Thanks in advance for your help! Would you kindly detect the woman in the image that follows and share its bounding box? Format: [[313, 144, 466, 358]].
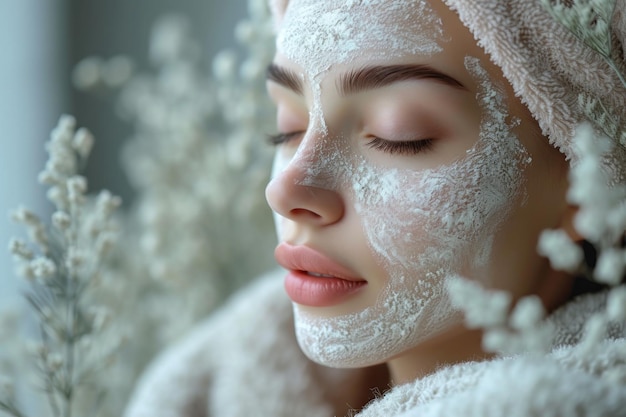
[[125, 0, 626, 416]]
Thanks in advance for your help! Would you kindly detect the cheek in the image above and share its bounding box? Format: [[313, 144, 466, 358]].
[[350, 128, 530, 282]]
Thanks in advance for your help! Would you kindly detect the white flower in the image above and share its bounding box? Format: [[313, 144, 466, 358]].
[[446, 276, 511, 328], [212, 50, 238, 81], [11, 206, 40, 226], [65, 247, 84, 271], [15, 263, 35, 281], [89, 308, 111, 332], [96, 190, 122, 217], [149, 15, 190, 64], [8, 238, 33, 261], [72, 56, 104, 90], [594, 248, 626, 285], [47, 185, 68, 209], [235, 20, 256, 44], [482, 328, 511, 353], [240, 58, 265, 82], [578, 313, 608, 354], [606, 286, 626, 321], [52, 210, 71, 231], [96, 233, 116, 257], [537, 229, 583, 272], [47, 353, 63, 372], [72, 127, 95, 159], [509, 295, 546, 331], [67, 175, 88, 203], [30, 257, 57, 279]]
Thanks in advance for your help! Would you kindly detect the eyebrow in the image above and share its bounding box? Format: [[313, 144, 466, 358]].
[[339, 64, 466, 96], [266, 63, 303, 95], [265, 63, 466, 96]]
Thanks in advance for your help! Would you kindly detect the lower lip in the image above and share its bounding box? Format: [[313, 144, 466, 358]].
[[284, 270, 367, 307]]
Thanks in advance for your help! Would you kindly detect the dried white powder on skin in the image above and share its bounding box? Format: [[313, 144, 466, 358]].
[[276, 0, 445, 134], [277, 57, 531, 368]]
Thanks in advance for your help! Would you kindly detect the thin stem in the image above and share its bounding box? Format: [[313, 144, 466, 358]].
[[607, 59, 626, 90], [0, 400, 29, 417]]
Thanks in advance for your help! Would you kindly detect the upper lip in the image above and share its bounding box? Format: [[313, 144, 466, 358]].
[[274, 243, 365, 282]]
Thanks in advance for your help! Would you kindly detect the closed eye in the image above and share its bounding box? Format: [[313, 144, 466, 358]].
[[267, 131, 305, 146], [366, 137, 434, 155]]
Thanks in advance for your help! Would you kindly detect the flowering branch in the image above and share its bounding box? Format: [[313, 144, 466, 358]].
[[541, 0, 626, 146], [541, 0, 625, 86], [2, 115, 121, 417]]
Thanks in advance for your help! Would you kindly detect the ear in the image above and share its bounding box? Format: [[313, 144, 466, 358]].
[[559, 203, 584, 243], [269, 0, 290, 31]]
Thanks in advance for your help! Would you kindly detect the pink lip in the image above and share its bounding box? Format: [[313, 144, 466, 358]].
[[275, 243, 367, 307]]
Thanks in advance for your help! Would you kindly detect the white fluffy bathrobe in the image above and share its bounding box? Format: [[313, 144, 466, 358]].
[[124, 270, 626, 417]]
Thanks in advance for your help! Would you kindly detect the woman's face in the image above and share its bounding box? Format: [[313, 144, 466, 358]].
[[265, 0, 570, 369]]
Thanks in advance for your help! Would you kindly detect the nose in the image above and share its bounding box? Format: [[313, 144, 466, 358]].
[[265, 159, 345, 227]]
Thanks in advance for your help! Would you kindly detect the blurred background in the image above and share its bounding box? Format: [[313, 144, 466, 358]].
[[0, 0, 248, 311]]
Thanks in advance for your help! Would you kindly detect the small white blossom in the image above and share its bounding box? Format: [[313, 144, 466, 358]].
[[446, 276, 512, 328], [72, 127, 95, 159], [30, 257, 57, 279], [8, 238, 34, 260], [12, 207, 49, 252], [574, 209, 607, 242], [248, 0, 269, 19], [96, 233, 116, 257], [38, 169, 59, 185], [15, 263, 35, 281], [578, 313, 608, 354], [47, 353, 63, 372], [26, 341, 48, 357], [53, 114, 77, 142], [89, 308, 111, 332], [537, 229, 584, 272], [96, 190, 122, 217], [212, 50, 238, 81], [11, 206, 40, 226], [235, 20, 256, 43], [606, 286, 626, 321], [72, 56, 104, 90], [52, 210, 72, 231], [149, 15, 190, 64], [240, 58, 265, 82], [65, 247, 84, 271], [47, 185, 68, 209], [482, 328, 511, 353], [67, 175, 88, 203], [594, 248, 626, 285], [509, 296, 546, 331]]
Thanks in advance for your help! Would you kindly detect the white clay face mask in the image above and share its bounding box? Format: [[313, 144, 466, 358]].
[[272, 56, 531, 368], [276, 0, 446, 134]]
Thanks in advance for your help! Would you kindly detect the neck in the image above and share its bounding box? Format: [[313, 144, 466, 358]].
[[386, 325, 491, 385]]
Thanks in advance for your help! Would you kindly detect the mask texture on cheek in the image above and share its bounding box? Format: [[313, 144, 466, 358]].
[[293, 57, 531, 369]]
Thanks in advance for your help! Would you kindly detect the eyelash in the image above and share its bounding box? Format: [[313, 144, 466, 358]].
[[267, 131, 434, 156], [267, 131, 304, 146], [366, 137, 434, 155]]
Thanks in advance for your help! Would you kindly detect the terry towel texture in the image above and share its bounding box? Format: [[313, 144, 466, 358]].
[[442, 0, 626, 178]]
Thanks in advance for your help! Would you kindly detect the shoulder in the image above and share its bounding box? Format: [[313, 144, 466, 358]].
[[358, 291, 626, 417], [358, 338, 626, 417], [124, 269, 343, 417], [123, 270, 293, 417]]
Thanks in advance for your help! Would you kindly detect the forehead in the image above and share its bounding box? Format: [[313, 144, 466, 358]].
[[276, 0, 447, 75]]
